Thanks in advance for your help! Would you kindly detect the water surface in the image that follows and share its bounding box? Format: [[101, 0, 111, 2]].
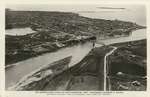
[[6, 27, 36, 36], [5, 42, 94, 88], [98, 29, 146, 45]]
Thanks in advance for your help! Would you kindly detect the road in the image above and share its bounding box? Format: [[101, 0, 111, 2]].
[[95, 42, 117, 90], [103, 46, 117, 91]]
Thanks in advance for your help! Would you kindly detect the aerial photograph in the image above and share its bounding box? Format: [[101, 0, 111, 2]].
[[5, 4, 146, 91]]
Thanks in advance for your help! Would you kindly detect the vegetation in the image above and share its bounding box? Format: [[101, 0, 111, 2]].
[[108, 39, 146, 91], [5, 10, 145, 65]]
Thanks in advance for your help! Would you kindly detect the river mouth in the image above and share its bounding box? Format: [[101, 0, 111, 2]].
[[5, 28, 146, 89]]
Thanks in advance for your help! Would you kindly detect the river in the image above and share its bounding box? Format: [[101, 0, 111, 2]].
[[5, 42, 94, 88], [5, 28, 146, 89], [99, 29, 146, 45]]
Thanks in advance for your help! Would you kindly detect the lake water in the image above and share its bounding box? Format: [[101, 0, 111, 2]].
[[6, 27, 36, 36]]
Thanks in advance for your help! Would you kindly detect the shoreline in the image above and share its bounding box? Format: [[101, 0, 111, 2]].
[[5, 28, 145, 68], [5, 36, 95, 68]]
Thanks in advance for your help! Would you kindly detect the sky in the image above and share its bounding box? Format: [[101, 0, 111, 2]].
[[6, 4, 145, 12]]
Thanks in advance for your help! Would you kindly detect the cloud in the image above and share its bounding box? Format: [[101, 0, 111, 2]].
[[97, 7, 126, 10]]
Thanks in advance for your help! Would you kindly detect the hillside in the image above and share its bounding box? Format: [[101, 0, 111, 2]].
[[108, 39, 146, 90]]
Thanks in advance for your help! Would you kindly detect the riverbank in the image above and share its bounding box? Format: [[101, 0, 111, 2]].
[[9, 45, 112, 90], [9, 56, 72, 90], [8, 39, 146, 91], [6, 34, 95, 67], [5, 42, 93, 88]]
